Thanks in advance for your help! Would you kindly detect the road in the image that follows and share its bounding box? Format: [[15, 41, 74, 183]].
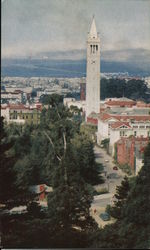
[[91, 145, 126, 227], [94, 145, 125, 194]]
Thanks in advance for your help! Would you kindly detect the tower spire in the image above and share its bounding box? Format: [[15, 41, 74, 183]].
[[89, 16, 97, 38], [86, 16, 100, 118]]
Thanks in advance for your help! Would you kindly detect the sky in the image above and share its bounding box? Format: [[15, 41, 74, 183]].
[[2, 0, 150, 60]]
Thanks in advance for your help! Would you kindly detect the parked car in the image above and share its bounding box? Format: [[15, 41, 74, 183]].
[[99, 212, 110, 221], [113, 166, 118, 170], [105, 159, 109, 162]]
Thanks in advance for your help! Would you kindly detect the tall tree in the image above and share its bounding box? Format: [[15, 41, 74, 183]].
[[0, 117, 17, 207], [109, 176, 130, 220], [47, 145, 98, 247]]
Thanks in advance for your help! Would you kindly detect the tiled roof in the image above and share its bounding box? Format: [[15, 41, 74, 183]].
[[8, 104, 27, 110], [29, 184, 53, 194], [100, 113, 113, 121], [110, 122, 131, 129], [115, 115, 150, 122], [136, 101, 150, 107], [100, 112, 150, 122], [105, 99, 136, 107]]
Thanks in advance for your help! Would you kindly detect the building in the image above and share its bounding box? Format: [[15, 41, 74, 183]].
[[1, 104, 42, 125], [80, 78, 86, 101], [116, 136, 149, 175], [63, 98, 86, 113], [1, 91, 23, 104], [97, 108, 150, 155], [29, 184, 53, 202], [105, 98, 136, 108], [86, 16, 100, 118], [86, 112, 98, 126]]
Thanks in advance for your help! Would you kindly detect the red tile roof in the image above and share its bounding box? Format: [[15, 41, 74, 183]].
[[100, 112, 150, 122], [8, 104, 27, 110], [136, 101, 150, 108], [105, 100, 136, 107], [110, 122, 131, 129], [115, 115, 150, 122], [100, 113, 113, 121]]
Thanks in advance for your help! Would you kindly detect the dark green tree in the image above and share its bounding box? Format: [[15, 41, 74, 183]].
[[47, 144, 98, 247], [72, 133, 103, 185], [109, 176, 130, 220], [40, 93, 63, 106], [0, 117, 18, 207], [100, 78, 148, 101]]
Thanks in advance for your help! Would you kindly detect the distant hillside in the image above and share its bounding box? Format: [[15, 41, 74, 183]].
[[1, 56, 150, 78]]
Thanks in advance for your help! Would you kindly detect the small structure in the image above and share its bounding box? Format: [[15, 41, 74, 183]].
[[29, 184, 53, 202]]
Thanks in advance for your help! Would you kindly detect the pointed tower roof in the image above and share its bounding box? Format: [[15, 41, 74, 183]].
[[89, 16, 97, 38]]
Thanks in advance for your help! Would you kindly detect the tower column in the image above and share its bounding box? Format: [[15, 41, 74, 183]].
[[86, 17, 100, 119]]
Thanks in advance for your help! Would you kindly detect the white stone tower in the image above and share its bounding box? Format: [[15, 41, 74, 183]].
[[86, 16, 100, 118]]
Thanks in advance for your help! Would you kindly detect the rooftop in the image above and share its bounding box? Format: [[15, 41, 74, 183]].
[[110, 122, 131, 129]]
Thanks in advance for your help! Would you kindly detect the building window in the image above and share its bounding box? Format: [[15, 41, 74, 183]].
[[133, 126, 138, 128], [120, 131, 125, 137], [134, 131, 137, 136], [96, 45, 98, 51], [90, 45, 92, 53], [139, 126, 145, 129], [93, 45, 95, 53]]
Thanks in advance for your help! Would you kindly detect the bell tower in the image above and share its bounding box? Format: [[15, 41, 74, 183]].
[[86, 16, 100, 118]]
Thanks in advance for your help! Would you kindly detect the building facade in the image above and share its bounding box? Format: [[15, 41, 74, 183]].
[[116, 136, 149, 175], [97, 110, 150, 155], [1, 104, 42, 125]]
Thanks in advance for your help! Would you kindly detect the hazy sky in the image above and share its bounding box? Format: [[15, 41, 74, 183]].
[[2, 0, 150, 58]]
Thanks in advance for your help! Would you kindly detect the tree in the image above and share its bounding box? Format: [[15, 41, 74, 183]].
[[108, 176, 130, 220], [47, 144, 98, 247], [0, 117, 18, 207], [1, 97, 102, 248], [40, 93, 63, 106], [72, 133, 103, 185], [100, 78, 148, 101]]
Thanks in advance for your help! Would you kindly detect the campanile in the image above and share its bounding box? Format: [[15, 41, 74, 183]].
[[86, 16, 100, 118]]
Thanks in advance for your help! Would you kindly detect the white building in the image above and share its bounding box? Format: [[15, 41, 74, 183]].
[[145, 77, 150, 88], [86, 17, 100, 118], [1, 91, 22, 103], [63, 98, 86, 112], [1, 106, 10, 122], [97, 111, 150, 155]]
